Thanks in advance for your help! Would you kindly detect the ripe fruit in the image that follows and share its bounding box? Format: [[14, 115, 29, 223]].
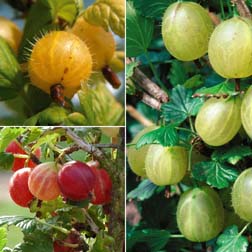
[[71, 18, 115, 71], [161, 2, 214, 61], [28, 162, 61, 201], [28, 31, 93, 98], [241, 86, 252, 139], [9, 167, 34, 207], [58, 161, 96, 201], [177, 186, 224, 242], [0, 16, 22, 53], [127, 126, 158, 177], [208, 17, 252, 78], [5, 140, 41, 172], [195, 97, 241, 146], [91, 168, 112, 205], [232, 168, 252, 222], [53, 242, 72, 252], [145, 145, 188, 186]]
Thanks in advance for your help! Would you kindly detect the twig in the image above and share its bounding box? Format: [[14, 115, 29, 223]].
[[82, 209, 99, 234], [142, 92, 162, 110], [127, 58, 169, 103], [231, 0, 252, 18], [126, 105, 154, 126]]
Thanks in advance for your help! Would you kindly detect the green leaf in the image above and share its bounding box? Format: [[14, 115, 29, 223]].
[[137, 51, 171, 65], [192, 161, 239, 189], [195, 81, 238, 96], [212, 146, 252, 165], [168, 60, 188, 87], [136, 125, 179, 148], [0, 227, 7, 251], [0, 128, 26, 152], [161, 85, 204, 124], [19, 0, 79, 62], [0, 153, 14, 170], [127, 180, 160, 201], [132, 0, 174, 18], [78, 83, 124, 126], [0, 216, 36, 234], [216, 225, 248, 252], [127, 229, 170, 251], [0, 38, 25, 98], [126, 62, 138, 79], [126, 2, 154, 57], [12, 230, 53, 252], [184, 74, 203, 89]]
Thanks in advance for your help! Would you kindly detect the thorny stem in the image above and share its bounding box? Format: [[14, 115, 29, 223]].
[[82, 209, 99, 234], [36, 218, 70, 234]]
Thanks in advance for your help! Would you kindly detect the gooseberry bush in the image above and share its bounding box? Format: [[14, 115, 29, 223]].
[[126, 0, 252, 251], [0, 0, 125, 126], [0, 127, 125, 252]]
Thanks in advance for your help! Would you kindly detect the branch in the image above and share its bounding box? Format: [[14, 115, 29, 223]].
[[142, 92, 162, 110], [126, 105, 154, 126], [127, 58, 169, 103], [231, 0, 251, 18]]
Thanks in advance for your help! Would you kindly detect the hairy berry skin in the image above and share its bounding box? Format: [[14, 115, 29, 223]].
[[9, 167, 34, 207], [28, 31, 93, 98], [91, 168, 112, 205], [72, 18, 115, 71], [28, 162, 61, 201], [5, 140, 41, 172], [58, 161, 96, 201], [177, 186, 224, 242], [162, 2, 214, 61]]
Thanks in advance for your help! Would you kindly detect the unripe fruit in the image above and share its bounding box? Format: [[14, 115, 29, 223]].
[[0, 16, 22, 53], [91, 168, 112, 205], [58, 161, 96, 201], [28, 162, 61, 201], [162, 2, 214, 61], [208, 17, 252, 78], [195, 97, 241, 146], [145, 145, 188, 186], [28, 31, 93, 98], [241, 86, 252, 139], [101, 127, 120, 138], [5, 140, 41, 172], [72, 18, 115, 71], [232, 168, 252, 222], [127, 126, 158, 177], [9, 167, 34, 207], [177, 186, 224, 242]]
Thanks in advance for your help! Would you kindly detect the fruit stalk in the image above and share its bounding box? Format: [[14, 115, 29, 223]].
[[231, 0, 251, 18]]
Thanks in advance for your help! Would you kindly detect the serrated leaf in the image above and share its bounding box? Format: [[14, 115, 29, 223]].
[[195, 81, 237, 96], [192, 161, 239, 189], [0, 227, 7, 251], [84, 0, 125, 37], [212, 146, 252, 165], [127, 229, 170, 251], [78, 82, 124, 126], [32, 132, 61, 151], [0, 153, 14, 170], [216, 225, 248, 252], [126, 62, 138, 79], [21, 128, 43, 147], [126, 2, 154, 57], [161, 85, 204, 124], [0, 38, 25, 100], [0, 216, 36, 234], [19, 0, 79, 62], [127, 179, 160, 201], [0, 128, 26, 152], [132, 0, 174, 18], [136, 125, 179, 148], [168, 60, 188, 87], [184, 74, 203, 89]]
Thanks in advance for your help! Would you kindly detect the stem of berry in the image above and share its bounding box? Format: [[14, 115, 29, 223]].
[[102, 65, 121, 89], [235, 78, 241, 92]]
